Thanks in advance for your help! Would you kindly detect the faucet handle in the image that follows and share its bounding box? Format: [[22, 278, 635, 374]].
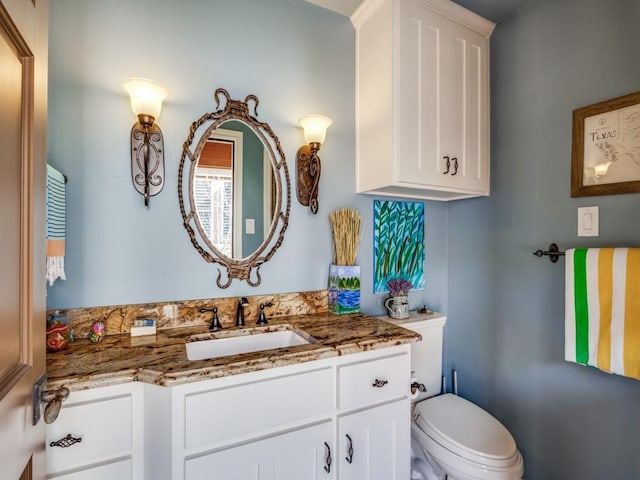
[[256, 302, 273, 326], [209, 307, 222, 331], [199, 306, 223, 331]]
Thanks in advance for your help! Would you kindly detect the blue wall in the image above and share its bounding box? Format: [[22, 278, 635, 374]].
[[50, 0, 640, 478], [46, 0, 448, 315], [447, 0, 640, 478]]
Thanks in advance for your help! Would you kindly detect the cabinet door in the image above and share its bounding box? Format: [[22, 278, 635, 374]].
[[397, 0, 489, 194], [185, 422, 334, 480], [338, 400, 410, 480], [442, 19, 489, 193]]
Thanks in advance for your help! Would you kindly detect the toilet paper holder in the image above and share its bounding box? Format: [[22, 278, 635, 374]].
[[411, 381, 426, 395]]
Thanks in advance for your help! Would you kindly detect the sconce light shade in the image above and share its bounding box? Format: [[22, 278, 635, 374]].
[[296, 114, 332, 214], [123, 77, 168, 207], [122, 77, 168, 120], [298, 114, 332, 145]]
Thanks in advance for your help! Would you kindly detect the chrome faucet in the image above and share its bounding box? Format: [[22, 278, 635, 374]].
[[235, 297, 249, 327]]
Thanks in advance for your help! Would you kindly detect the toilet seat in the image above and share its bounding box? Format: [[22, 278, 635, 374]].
[[413, 394, 523, 479]]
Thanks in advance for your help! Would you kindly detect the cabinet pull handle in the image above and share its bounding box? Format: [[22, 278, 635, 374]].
[[451, 157, 459, 176], [372, 378, 388, 388], [345, 434, 354, 464], [324, 442, 332, 473], [50, 434, 82, 448], [442, 156, 450, 174]]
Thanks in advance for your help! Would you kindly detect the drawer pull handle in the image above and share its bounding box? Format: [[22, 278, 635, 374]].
[[50, 434, 82, 448], [451, 157, 459, 176], [324, 442, 332, 473], [372, 378, 389, 388], [345, 434, 354, 464]]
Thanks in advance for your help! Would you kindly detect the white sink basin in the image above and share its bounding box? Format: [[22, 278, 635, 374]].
[[185, 327, 314, 361]]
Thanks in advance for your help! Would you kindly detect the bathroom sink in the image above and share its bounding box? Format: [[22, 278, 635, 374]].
[[185, 326, 314, 361]]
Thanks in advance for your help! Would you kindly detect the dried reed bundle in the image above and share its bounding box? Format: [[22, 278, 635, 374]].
[[329, 208, 362, 266]]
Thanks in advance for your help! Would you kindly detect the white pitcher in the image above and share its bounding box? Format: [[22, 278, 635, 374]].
[[384, 295, 410, 319]]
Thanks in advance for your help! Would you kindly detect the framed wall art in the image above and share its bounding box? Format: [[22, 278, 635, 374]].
[[373, 200, 425, 294], [571, 91, 640, 197]]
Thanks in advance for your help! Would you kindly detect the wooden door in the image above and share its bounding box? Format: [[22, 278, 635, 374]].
[[0, 0, 48, 479]]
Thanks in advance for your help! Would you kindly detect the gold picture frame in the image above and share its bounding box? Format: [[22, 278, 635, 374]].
[[571, 91, 640, 197]]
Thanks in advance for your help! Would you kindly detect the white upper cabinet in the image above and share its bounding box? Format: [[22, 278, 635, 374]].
[[352, 0, 495, 201]]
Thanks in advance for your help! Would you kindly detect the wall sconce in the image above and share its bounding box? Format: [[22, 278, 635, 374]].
[[296, 114, 332, 214], [122, 78, 168, 207]]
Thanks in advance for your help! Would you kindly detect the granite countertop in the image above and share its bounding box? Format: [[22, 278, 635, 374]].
[[47, 313, 421, 391]]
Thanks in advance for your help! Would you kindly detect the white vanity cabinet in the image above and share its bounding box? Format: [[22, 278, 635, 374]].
[[159, 366, 336, 480], [45, 382, 144, 479], [353, 0, 495, 201], [47, 344, 412, 480], [152, 345, 411, 480], [336, 353, 411, 480]]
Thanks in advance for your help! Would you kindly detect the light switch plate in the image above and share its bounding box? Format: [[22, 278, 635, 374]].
[[245, 218, 255, 235], [578, 206, 599, 237]]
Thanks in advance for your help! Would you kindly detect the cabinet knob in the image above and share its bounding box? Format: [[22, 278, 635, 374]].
[[451, 157, 459, 175], [442, 156, 451, 174], [323, 441, 332, 473], [50, 433, 82, 448], [345, 434, 354, 464], [372, 378, 389, 388]]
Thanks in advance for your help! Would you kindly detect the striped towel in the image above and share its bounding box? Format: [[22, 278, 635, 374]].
[[565, 248, 640, 380], [46, 164, 66, 286]]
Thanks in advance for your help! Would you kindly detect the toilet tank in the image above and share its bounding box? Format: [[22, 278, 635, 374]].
[[382, 312, 446, 401]]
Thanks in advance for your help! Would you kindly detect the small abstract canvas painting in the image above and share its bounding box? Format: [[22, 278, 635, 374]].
[[373, 200, 425, 294]]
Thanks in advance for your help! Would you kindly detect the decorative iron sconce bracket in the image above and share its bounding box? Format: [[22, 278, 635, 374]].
[[130, 114, 164, 206], [296, 141, 321, 214]]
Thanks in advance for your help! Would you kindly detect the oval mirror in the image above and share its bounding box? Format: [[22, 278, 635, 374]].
[[179, 88, 290, 288]]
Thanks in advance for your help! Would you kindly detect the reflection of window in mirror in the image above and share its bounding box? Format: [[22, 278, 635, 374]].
[[195, 166, 233, 256], [195, 128, 244, 257]]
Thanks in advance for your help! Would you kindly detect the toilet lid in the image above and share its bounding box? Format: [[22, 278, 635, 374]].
[[414, 394, 519, 466]]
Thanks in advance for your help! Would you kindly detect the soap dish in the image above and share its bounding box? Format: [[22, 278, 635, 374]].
[[131, 318, 156, 337]]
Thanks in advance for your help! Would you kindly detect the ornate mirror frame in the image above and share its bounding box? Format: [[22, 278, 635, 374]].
[[178, 88, 291, 288]]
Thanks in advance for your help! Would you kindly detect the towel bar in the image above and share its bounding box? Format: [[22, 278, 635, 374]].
[[533, 243, 565, 263]]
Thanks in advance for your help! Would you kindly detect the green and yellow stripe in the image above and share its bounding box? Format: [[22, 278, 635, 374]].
[[566, 248, 640, 381]]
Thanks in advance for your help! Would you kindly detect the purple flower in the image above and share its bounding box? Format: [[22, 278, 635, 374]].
[[387, 278, 413, 296]]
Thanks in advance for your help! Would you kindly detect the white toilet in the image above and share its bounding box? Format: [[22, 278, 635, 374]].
[[388, 313, 524, 480]]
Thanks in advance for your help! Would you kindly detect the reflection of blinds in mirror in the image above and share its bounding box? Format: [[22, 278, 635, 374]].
[[200, 141, 233, 168], [194, 167, 233, 257]]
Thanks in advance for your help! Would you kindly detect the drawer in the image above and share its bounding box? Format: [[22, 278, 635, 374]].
[[46, 457, 132, 480], [184, 367, 332, 451], [46, 393, 133, 475], [337, 353, 410, 411]]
